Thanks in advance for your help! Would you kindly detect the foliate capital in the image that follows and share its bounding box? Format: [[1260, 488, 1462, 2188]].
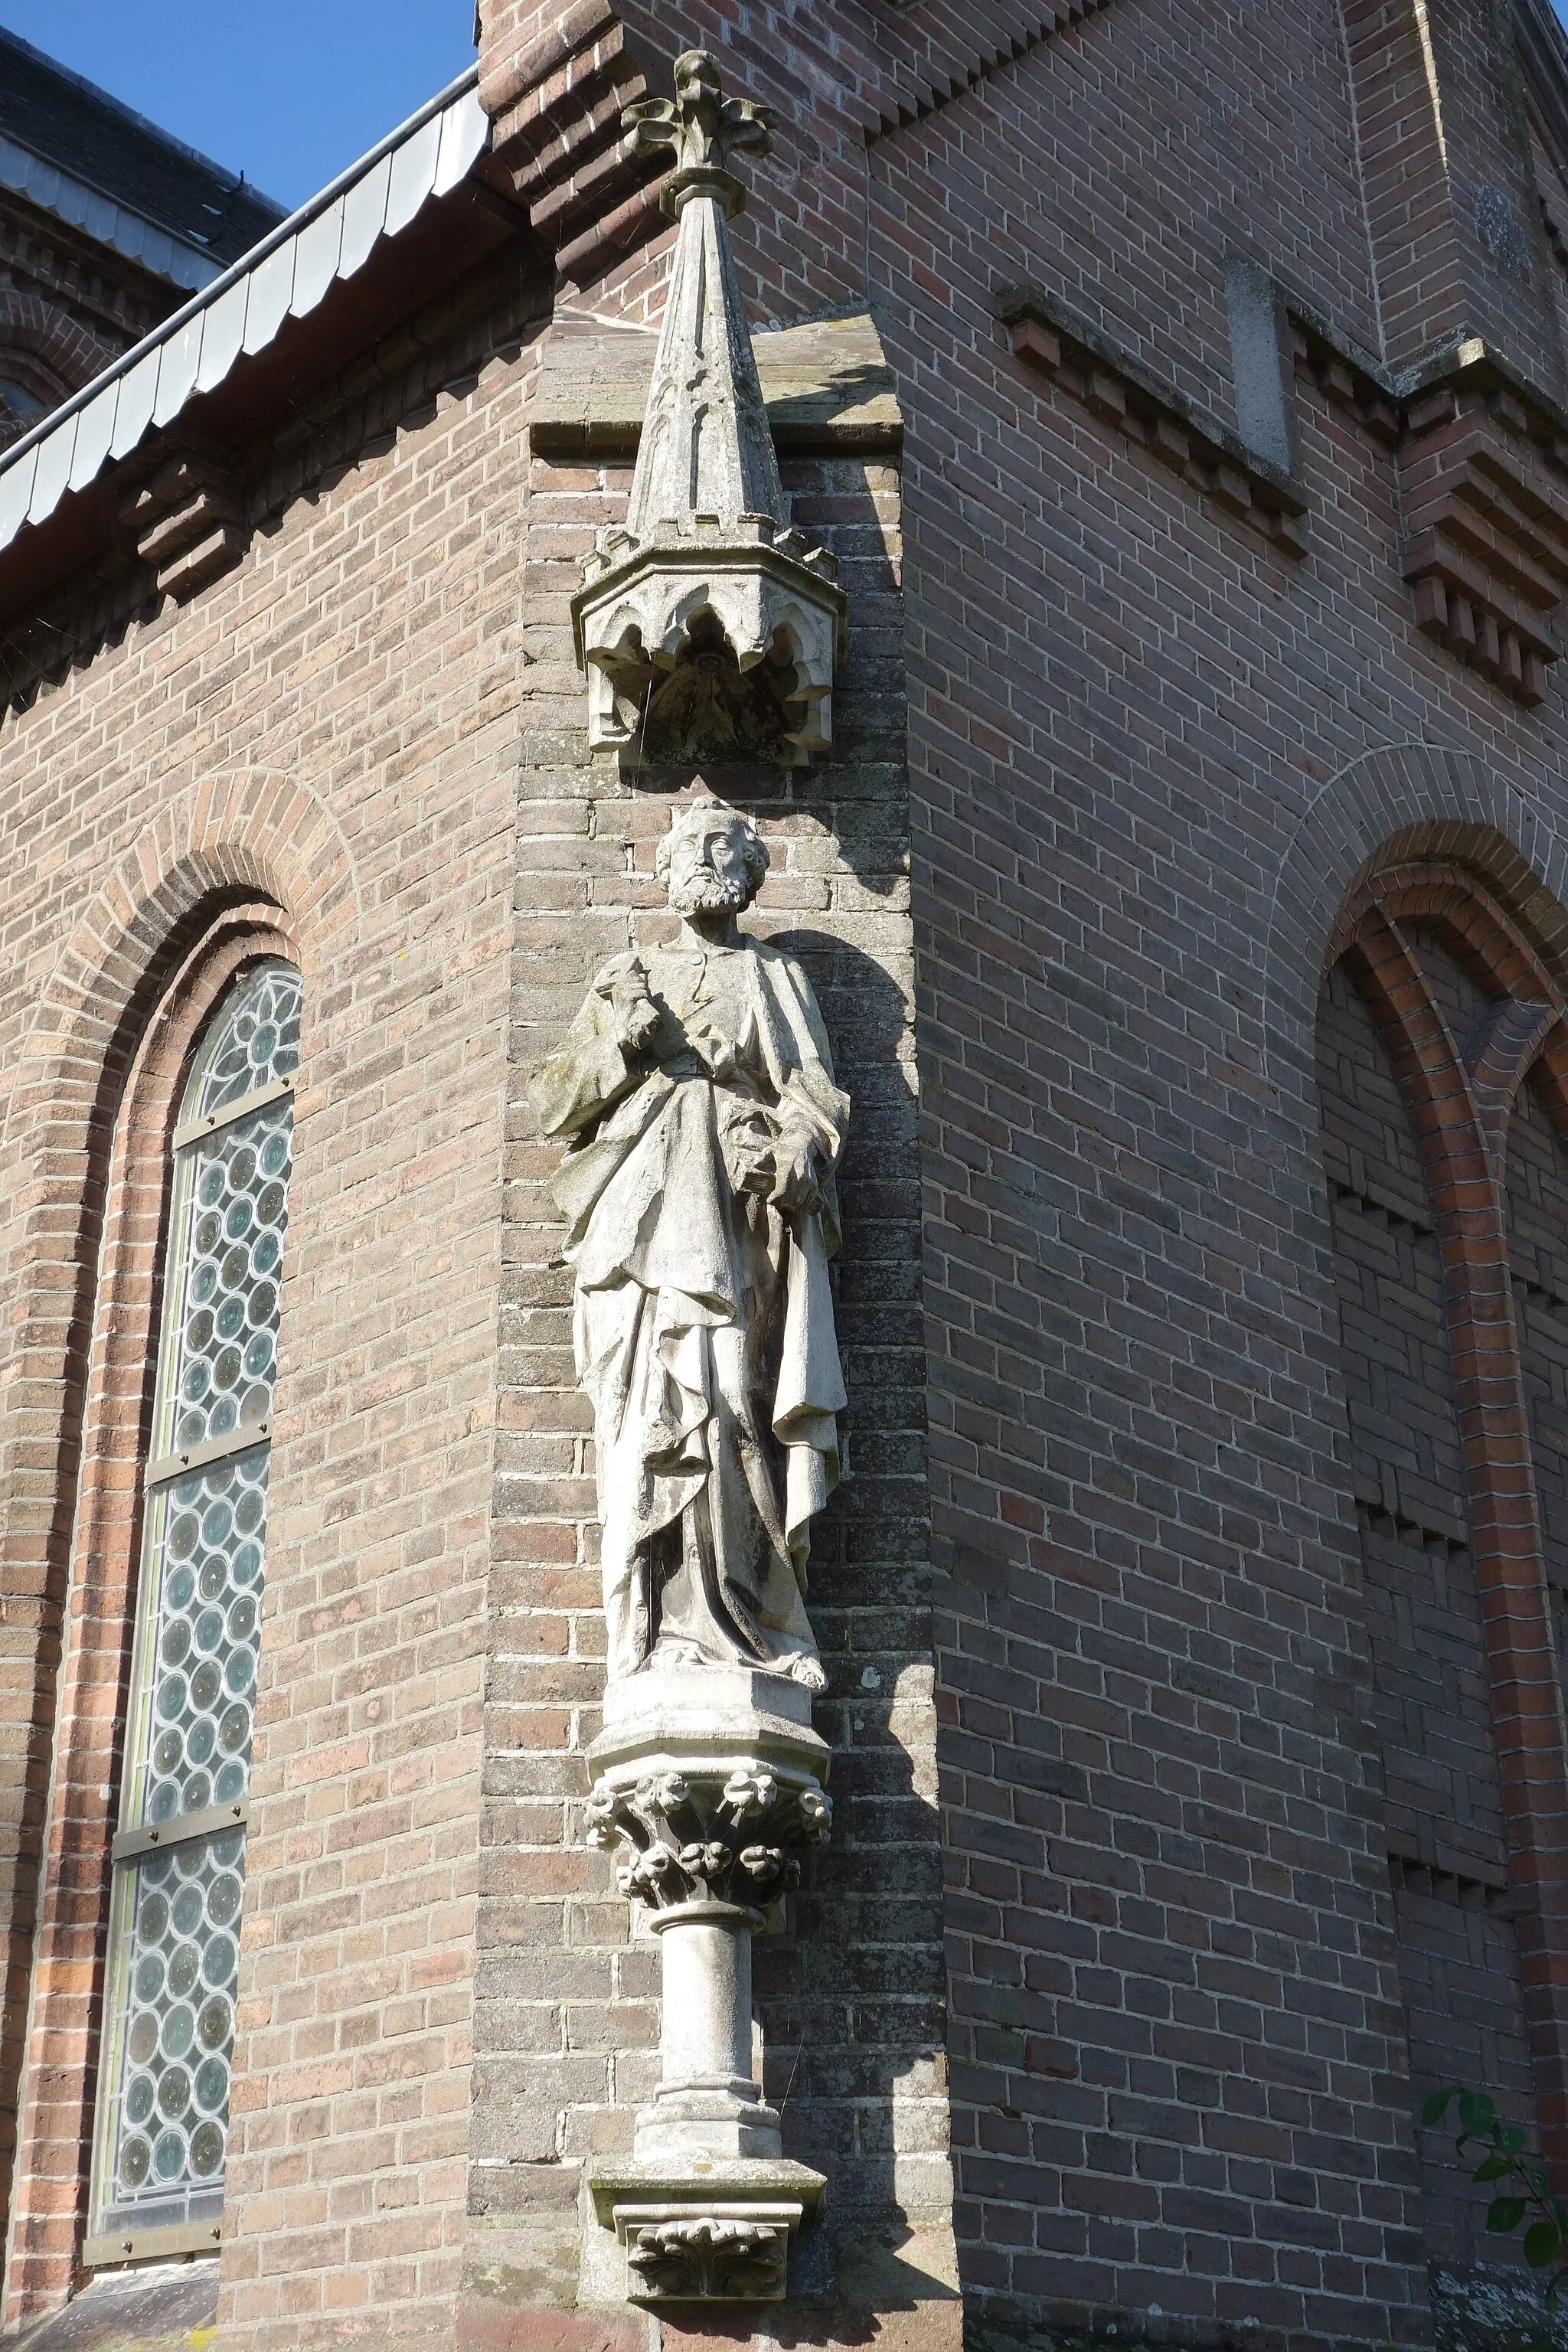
[[586, 1754, 831, 1916]]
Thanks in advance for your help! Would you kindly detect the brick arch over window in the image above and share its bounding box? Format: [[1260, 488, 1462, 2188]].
[[0, 295, 115, 439], [0, 776, 356, 2314], [1266, 743, 1568, 1104], [0, 771, 359, 1161], [1317, 854, 1568, 2262]]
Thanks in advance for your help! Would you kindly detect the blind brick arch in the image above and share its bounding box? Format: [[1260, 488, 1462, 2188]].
[[1317, 852, 1568, 2263], [1318, 950, 1535, 2267]]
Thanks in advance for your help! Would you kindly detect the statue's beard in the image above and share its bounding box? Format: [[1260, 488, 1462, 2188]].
[[670, 872, 750, 916]]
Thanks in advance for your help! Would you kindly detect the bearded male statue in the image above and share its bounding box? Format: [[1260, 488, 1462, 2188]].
[[531, 804, 849, 1690]]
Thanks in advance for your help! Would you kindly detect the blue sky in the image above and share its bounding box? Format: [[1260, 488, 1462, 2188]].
[[5, 2, 1568, 220], [0, 1, 477, 214]]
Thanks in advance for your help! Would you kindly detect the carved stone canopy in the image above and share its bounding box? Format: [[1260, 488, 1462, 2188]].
[[571, 51, 846, 771]]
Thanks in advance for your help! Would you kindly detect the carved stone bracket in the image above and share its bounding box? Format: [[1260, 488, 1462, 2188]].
[[576, 522, 844, 769], [580, 1668, 830, 2301], [627, 2215, 789, 2302], [586, 2162, 826, 2307], [587, 1753, 831, 1916]]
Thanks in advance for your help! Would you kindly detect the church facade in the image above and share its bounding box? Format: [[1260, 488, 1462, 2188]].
[[4, 5, 1568, 2350]]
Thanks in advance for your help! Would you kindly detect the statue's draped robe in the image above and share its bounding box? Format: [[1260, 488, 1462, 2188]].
[[532, 937, 848, 1684]]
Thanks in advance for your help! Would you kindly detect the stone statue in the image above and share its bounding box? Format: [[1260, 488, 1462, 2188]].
[[558, 57, 844, 2301], [531, 802, 848, 1690]]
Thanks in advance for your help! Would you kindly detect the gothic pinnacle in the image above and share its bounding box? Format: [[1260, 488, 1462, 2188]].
[[622, 47, 775, 220]]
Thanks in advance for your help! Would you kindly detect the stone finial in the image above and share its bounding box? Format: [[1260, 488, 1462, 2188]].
[[623, 47, 775, 218], [570, 49, 845, 773]]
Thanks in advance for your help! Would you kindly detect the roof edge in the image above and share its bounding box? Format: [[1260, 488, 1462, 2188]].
[[0, 131, 227, 289], [0, 60, 482, 486], [0, 24, 288, 215]]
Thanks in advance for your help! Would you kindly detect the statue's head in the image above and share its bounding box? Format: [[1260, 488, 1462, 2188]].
[[657, 801, 770, 918]]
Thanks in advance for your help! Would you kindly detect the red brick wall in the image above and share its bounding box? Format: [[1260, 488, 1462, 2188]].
[[1341, 0, 1563, 385], [1508, 1076, 1568, 1615], [868, 2, 1568, 2342], [0, 276, 531, 2341], [11, 1, 1568, 2347]]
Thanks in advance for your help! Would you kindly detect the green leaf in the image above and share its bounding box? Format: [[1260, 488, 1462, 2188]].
[[1461, 2092, 1499, 2138], [1487, 2197, 1527, 2233], [1423, 2086, 1463, 2128], [1498, 2127, 1528, 2158], [1547, 2275, 1564, 2314], [1524, 2220, 1563, 2269], [1473, 2156, 1514, 2181]]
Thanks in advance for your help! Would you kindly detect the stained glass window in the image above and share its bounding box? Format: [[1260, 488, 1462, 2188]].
[[90, 959, 300, 2258]]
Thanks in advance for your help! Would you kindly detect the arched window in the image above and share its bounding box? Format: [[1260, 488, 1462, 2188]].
[[1316, 864, 1568, 2268], [0, 376, 47, 444], [87, 958, 301, 2261]]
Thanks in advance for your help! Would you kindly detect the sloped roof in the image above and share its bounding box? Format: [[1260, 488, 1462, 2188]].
[[0, 67, 489, 556], [0, 26, 285, 282]]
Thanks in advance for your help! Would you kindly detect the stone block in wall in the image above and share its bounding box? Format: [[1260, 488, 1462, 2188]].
[[528, 313, 902, 460]]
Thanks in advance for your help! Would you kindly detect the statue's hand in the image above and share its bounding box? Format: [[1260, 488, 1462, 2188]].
[[617, 998, 662, 1055], [687, 1017, 738, 1083], [769, 1129, 824, 1217], [607, 962, 662, 1055]]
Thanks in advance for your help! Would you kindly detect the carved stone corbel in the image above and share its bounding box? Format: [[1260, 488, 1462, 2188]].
[[581, 1667, 831, 2302]]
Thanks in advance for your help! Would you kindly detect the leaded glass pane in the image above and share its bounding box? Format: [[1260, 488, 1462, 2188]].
[[191, 960, 300, 1120], [154, 1099, 292, 1459], [101, 1828, 245, 2233], [127, 1453, 269, 1831], [93, 958, 299, 2249]]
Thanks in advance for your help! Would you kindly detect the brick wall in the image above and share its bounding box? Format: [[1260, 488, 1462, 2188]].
[[0, 275, 536, 2343], [1509, 1075, 1568, 1687], [870, 2, 1568, 2342], [1340, 0, 1563, 386], [1317, 946, 1536, 2272]]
